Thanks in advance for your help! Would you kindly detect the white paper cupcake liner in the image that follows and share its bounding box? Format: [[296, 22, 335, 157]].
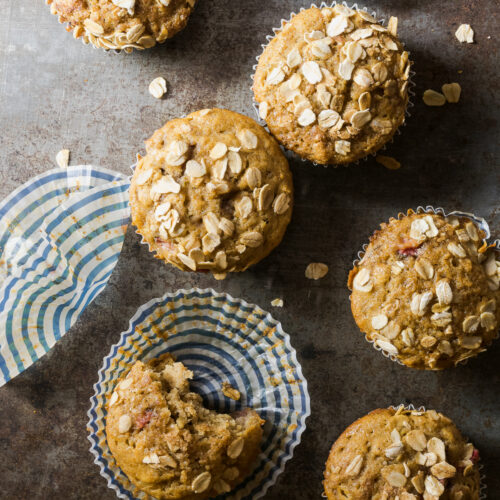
[[250, 1, 416, 167], [389, 404, 487, 499], [0, 165, 130, 386], [87, 288, 310, 500], [351, 206, 499, 368]]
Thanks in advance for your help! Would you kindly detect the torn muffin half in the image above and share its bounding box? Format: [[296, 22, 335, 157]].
[[106, 353, 264, 499]]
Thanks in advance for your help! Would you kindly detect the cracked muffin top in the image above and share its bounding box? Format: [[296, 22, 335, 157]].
[[348, 211, 500, 370], [253, 4, 410, 165], [324, 407, 481, 500], [47, 0, 196, 51], [129, 108, 293, 279], [106, 353, 264, 499]]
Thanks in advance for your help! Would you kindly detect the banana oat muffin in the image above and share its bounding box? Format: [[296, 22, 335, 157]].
[[253, 5, 410, 165], [106, 354, 264, 499], [348, 211, 500, 370], [47, 0, 196, 51], [129, 108, 293, 278], [324, 407, 481, 499]]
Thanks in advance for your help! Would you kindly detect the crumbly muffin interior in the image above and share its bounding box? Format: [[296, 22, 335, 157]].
[[253, 4, 410, 164], [106, 354, 264, 500], [349, 212, 500, 369], [324, 407, 480, 500]]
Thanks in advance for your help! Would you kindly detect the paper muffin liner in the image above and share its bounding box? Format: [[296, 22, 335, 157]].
[[250, 1, 416, 168], [351, 206, 499, 368], [388, 403, 487, 499], [87, 288, 310, 500], [0, 165, 130, 386]]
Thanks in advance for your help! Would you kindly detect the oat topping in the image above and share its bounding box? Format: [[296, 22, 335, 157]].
[[455, 24, 474, 43], [109, 390, 119, 406], [324, 408, 481, 499], [349, 212, 500, 369], [253, 5, 410, 164], [118, 414, 132, 433], [149, 77, 167, 99], [56, 149, 70, 168], [345, 454, 363, 476], [48, 0, 197, 51], [112, 0, 135, 15], [130, 109, 293, 277], [192, 471, 211, 493]]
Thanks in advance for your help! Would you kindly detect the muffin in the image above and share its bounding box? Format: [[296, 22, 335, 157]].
[[47, 0, 197, 51], [348, 211, 500, 370], [129, 108, 293, 278], [323, 407, 481, 499], [253, 4, 411, 165], [106, 353, 264, 499]]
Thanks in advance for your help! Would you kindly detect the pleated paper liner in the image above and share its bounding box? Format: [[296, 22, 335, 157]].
[[88, 288, 310, 500], [250, 1, 416, 167], [0, 165, 130, 386], [351, 206, 499, 368]]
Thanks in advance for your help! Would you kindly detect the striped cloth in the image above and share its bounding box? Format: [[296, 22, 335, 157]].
[[0, 165, 130, 386]]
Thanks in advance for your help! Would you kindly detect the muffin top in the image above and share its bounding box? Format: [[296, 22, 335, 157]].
[[106, 354, 264, 500], [129, 108, 293, 278], [47, 0, 196, 51], [324, 407, 480, 500], [348, 211, 500, 370], [253, 5, 410, 165]]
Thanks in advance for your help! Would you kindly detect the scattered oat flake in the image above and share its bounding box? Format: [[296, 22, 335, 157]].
[[271, 298, 284, 307], [222, 382, 240, 401], [442, 82, 461, 103], [56, 149, 70, 168], [423, 89, 446, 106], [455, 24, 474, 43], [305, 262, 329, 280], [149, 77, 167, 99], [376, 155, 400, 170]]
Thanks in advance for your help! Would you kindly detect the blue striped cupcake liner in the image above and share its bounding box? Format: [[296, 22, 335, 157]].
[[87, 288, 310, 500], [0, 165, 130, 386], [250, 1, 416, 168], [351, 206, 499, 367]]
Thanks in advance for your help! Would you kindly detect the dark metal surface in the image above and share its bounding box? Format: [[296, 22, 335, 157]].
[[0, 1, 499, 498]]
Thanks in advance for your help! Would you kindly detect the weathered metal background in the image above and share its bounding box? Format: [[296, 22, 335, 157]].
[[0, 0, 498, 498]]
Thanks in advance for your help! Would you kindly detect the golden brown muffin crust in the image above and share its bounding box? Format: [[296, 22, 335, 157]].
[[47, 0, 196, 51], [348, 212, 500, 370], [324, 407, 481, 500], [253, 5, 410, 165], [106, 354, 264, 499], [129, 108, 293, 277]]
